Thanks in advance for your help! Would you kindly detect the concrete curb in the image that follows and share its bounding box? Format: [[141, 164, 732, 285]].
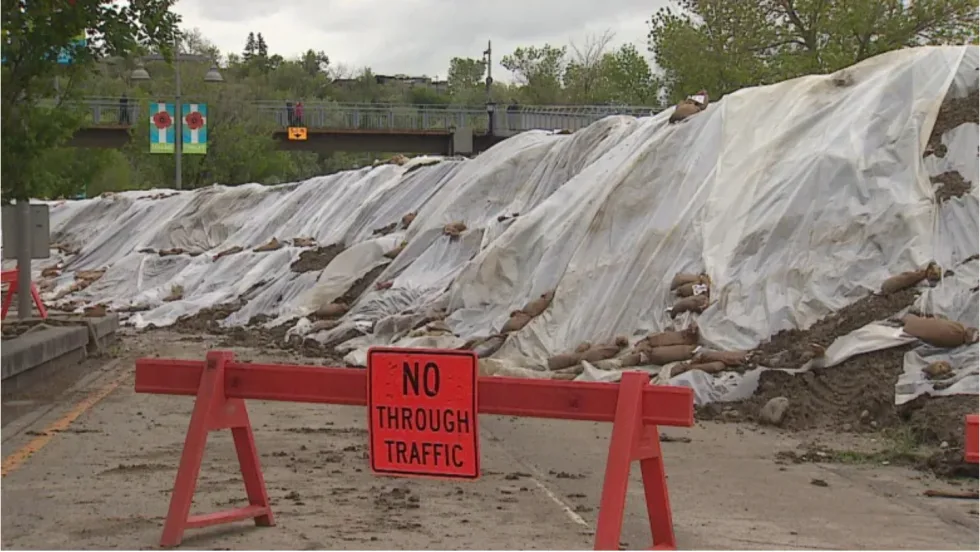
[[1, 314, 119, 391]]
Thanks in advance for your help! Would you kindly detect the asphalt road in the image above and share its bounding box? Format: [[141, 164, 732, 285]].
[[2, 331, 977, 550]]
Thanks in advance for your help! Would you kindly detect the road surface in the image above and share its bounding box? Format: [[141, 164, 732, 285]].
[[2, 331, 977, 550]]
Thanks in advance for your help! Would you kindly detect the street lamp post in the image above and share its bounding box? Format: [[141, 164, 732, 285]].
[[130, 46, 223, 190]]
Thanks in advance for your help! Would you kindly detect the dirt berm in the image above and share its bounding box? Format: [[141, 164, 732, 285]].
[[702, 92, 979, 475]]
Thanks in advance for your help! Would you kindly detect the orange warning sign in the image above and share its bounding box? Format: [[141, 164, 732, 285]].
[[287, 126, 307, 140], [367, 347, 479, 479]]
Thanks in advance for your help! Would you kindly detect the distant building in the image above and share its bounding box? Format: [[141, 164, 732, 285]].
[[333, 74, 449, 95]]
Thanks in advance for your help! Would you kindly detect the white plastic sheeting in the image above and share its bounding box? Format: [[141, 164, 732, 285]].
[[15, 46, 978, 406]]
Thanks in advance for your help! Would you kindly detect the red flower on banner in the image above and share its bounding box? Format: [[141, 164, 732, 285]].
[[184, 111, 204, 131], [153, 111, 173, 130]]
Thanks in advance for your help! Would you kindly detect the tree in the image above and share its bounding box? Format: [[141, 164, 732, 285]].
[[446, 56, 486, 100], [243, 32, 257, 61], [300, 49, 330, 76], [648, 0, 979, 103], [563, 31, 615, 104], [602, 43, 660, 106], [256, 33, 269, 58], [500, 44, 567, 104], [1, 0, 181, 201]]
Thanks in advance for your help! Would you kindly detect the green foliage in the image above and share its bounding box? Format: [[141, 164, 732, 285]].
[[501, 44, 567, 104], [1, 0, 181, 200], [648, 0, 980, 103], [9, 6, 975, 200]]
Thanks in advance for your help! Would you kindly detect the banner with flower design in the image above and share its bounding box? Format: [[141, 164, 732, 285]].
[[149, 103, 176, 154], [182, 103, 208, 155]]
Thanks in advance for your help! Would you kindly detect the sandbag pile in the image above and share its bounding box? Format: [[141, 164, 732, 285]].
[[668, 272, 711, 318], [547, 336, 629, 370]]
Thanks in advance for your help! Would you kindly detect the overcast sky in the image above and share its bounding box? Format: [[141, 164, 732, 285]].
[[174, 0, 670, 80]]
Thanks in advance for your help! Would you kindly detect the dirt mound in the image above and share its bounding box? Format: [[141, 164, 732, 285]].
[[932, 171, 972, 203], [290, 244, 345, 273], [750, 286, 919, 368], [336, 263, 390, 306], [171, 301, 244, 334], [710, 84, 978, 475], [926, 90, 979, 156], [713, 345, 915, 430]]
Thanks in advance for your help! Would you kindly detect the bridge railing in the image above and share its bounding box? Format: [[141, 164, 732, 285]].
[[254, 101, 656, 134], [38, 96, 140, 127], [44, 97, 658, 133], [253, 102, 492, 132]]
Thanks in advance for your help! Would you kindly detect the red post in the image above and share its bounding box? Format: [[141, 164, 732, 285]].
[[159, 350, 274, 547], [594, 372, 677, 551], [966, 414, 979, 464]]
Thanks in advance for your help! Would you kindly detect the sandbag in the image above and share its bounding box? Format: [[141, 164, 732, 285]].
[[688, 361, 726, 374], [669, 295, 709, 318], [574, 341, 592, 353], [902, 315, 978, 348], [619, 352, 646, 367], [315, 302, 348, 319], [670, 272, 702, 290], [521, 290, 555, 318], [500, 310, 533, 333], [254, 238, 283, 252], [214, 245, 243, 260], [401, 212, 417, 228], [547, 352, 582, 370], [292, 237, 316, 247], [644, 324, 699, 348], [644, 344, 697, 365], [880, 269, 926, 295], [443, 221, 467, 239], [922, 361, 954, 380], [580, 344, 622, 363], [669, 102, 700, 124], [692, 349, 748, 367]]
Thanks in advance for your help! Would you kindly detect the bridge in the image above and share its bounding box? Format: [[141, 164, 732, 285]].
[[62, 97, 653, 154]]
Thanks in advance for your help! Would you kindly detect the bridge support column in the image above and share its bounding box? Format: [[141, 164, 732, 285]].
[[452, 129, 473, 156]]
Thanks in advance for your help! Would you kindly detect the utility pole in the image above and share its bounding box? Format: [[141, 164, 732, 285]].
[[484, 40, 495, 136], [174, 34, 183, 190]]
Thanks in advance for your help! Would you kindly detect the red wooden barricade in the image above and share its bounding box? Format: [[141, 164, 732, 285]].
[[1, 269, 48, 320], [966, 414, 979, 464], [135, 350, 695, 550]]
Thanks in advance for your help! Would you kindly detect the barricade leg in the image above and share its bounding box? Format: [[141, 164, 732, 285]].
[[29, 282, 47, 319], [160, 351, 274, 547], [1, 279, 16, 320], [594, 372, 678, 551]]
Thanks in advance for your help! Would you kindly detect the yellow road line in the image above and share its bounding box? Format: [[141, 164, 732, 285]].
[[1, 373, 126, 477]]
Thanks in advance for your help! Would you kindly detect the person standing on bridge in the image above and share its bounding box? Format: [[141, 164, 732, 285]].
[[285, 100, 294, 127], [294, 100, 304, 126], [119, 94, 130, 125]]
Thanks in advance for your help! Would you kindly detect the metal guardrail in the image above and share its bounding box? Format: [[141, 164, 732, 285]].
[[45, 97, 656, 133], [38, 97, 140, 126]]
